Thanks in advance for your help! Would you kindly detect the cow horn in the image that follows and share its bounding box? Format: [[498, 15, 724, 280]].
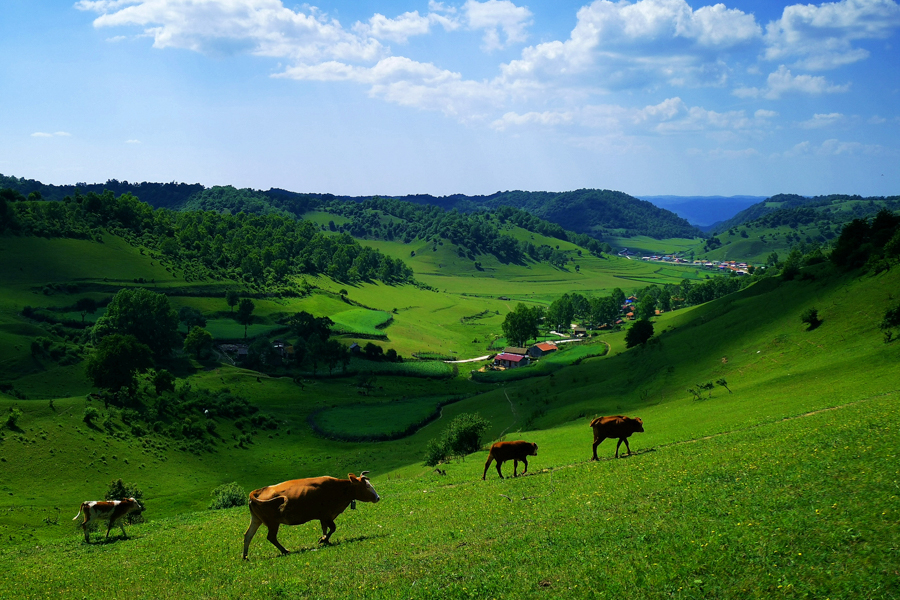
[[360, 470, 370, 477]]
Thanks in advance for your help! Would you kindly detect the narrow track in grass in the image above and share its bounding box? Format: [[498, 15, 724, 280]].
[[401, 389, 899, 501]]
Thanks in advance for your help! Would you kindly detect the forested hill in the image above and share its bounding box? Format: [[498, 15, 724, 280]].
[[1, 174, 701, 240], [713, 193, 900, 233], [329, 189, 703, 240]]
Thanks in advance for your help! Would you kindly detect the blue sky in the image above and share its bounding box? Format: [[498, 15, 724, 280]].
[[1, 0, 898, 197]]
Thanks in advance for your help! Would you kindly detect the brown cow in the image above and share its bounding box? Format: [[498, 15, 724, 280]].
[[482, 440, 538, 480], [73, 498, 144, 542], [590, 415, 644, 459], [242, 472, 380, 559]]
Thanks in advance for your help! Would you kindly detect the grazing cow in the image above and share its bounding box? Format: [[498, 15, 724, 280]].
[[590, 415, 644, 460], [482, 440, 538, 480], [73, 498, 144, 543], [243, 472, 380, 560]]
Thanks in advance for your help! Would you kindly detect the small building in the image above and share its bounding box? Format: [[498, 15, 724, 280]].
[[503, 346, 529, 356], [572, 326, 587, 337], [236, 346, 248, 361], [528, 342, 558, 358], [349, 342, 361, 355], [494, 353, 530, 369]]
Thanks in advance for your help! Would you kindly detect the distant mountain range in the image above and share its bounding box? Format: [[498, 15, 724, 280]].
[[637, 195, 766, 230]]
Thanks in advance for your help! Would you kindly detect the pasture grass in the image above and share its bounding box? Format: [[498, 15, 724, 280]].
[[1, 392, 896, 599], [309, 395, 462, 440], [329, 308, 393, 336]]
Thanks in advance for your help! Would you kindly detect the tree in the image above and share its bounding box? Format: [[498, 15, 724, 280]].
[[85, 334, 153, 392], [178, 306, 207, 330], [235, 298, 255, 338], [184, 326, 214, 358], [94, 288, 178, 357], [225, 290, 240, 313], [547, 295, 575, 331], [105, 478, 145, 524], [502, 303, 541, 347], [288, 311, 333, 341], [625, 319, 654, 348], [637, 294, 657, 321], [75, 297, 98, 326], [151, 369, 175, 395]]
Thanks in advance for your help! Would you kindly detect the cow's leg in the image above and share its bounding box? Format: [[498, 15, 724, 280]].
[[622, 438, 632, 456], [482, 455, 494, 480], [265, 523, 290, 556], [513, 459, 519, 477], [319, 520, 337, 544], [118, 518, 128, 539], [242, 513, 263, 560], [521, 457, 528, 475], [82, 521, 91, 543], [495, 460, 505, 479], [592, 438, 603, 461]]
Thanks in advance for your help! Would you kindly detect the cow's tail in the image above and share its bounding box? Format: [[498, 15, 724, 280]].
[[73, 503, 85, 521]]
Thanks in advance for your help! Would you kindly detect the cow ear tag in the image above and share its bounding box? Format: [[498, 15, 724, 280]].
[[351, 500, 357, 510]]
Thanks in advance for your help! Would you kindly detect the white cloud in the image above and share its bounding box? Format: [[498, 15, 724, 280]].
[[868, 115, 887, 124], [77, 0, 385, 63], [31, 131, 71, 138], [499, 0, 761, 90], [734, 65, 850, 99], [755, 109, 779, 119], [797, 112, 845, 128], [464, 0, 533, 51], [764, 0, 900, 70], [126, 139, 142, 144], [353, 11, 432, 44], [784, 138, 890, 156]]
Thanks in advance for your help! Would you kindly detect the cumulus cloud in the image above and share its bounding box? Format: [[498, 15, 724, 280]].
[[498, 0, 761, 91], [764, 0, 900, 70], [734, 65, 850, 99], [464, 0, 533, 51], [353, 11, 432, 44]]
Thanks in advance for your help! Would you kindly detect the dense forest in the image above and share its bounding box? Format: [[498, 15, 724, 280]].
[[0, 174, 701, 241], [713, 193, 900, 234], [0, 188, 413, 289]]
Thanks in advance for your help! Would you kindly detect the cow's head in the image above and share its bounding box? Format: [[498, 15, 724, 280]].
[[630, 417, 644, 433], [349, 472, 380, 503], [529, 443, 538, 456]]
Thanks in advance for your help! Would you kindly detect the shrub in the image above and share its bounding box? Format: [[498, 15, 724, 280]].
[[208, 482, 247, 510], [105, 478, 145, 524], [83, 406, 100, 425], [801, 307, 822, 330], [5, 407, 23, 429], [424, 412, 490, 466]]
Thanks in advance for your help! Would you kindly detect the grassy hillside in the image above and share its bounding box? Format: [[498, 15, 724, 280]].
[[1, 215, 899, 598]]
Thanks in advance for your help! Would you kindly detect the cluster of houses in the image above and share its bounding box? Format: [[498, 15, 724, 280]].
[[492, 341, 559, 369], [639, 255, 751, 275]]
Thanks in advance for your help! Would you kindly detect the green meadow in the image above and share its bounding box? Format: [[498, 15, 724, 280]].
[[1, 226, 899, 599]]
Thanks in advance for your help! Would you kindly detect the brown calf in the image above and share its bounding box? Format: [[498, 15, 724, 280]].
[[590, 415, 644, 459], [482, 440, 538, 480], [73, 498, 144, 542]]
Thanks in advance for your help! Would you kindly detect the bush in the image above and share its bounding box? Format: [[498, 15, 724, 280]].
[[424, 413, 490, 466], [208, 482, 247, 510], [5, 407, 23, 429], [83, 406, 100, 425], [801, 307, 822, 330], [105, 478, 145, 524]]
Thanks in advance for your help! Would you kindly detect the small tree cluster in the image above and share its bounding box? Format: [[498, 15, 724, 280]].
[[208, 482, 246, 510], [424, 413, 490, 466]]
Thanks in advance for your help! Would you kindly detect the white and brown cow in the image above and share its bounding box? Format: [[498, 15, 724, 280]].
[[73, 498, 144, 542]]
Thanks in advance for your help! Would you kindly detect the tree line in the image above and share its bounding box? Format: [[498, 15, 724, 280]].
[[0, 188, 414, 288]]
